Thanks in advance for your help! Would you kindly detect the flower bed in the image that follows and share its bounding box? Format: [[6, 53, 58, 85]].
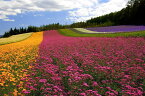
[[22, 30, 145, 96], [86, 25, 145, 33], [0, 32, 43, 95]]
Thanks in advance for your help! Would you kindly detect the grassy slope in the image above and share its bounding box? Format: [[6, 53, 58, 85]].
[[58, 29, 145, 37], [0, 33, 32, 45]]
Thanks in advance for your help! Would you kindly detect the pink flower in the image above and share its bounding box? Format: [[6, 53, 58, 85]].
[[22, 90, 31, 94], [51, 77, 61, 81], [83, 82, 89, 87], [53, 86, 63, 91], [39, 79, 47, 83], [29, 86, 36, 90], [92, 81, 99, 86], [80, 93, 87, 96], [124, 75, 131, 79], [105, 91, 115, 96]]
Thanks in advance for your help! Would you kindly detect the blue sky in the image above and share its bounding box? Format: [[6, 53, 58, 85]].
[[0, 11, 72, 35], [0, 0, 129, 35]]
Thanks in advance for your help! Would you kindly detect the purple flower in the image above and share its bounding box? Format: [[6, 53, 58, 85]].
[[86, 25, 145, 33]]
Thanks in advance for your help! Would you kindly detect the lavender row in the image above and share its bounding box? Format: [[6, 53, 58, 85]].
[[86, 25, 145, 32]]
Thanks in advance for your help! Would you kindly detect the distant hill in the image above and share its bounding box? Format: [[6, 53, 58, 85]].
[[0, 35, 3, 37]]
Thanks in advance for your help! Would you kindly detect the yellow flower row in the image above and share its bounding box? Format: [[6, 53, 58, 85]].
[[0, 32, 43, 96]]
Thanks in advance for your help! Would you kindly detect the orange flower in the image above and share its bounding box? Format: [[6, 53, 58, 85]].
[[0, 32, 43, 95]]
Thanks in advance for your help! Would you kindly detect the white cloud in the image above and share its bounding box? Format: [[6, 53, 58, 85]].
[[0, 0, 129, 22], [34, 14, 43, 17], [68, 0, 129, 22], [3, 18, 15, 22], [0, 14, 15, 21]]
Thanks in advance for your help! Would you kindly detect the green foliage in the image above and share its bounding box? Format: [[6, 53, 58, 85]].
[[69, 22, 89, 28], [39, 23, 69, 31], [58, 29, 145, 37], [3, 27, 28, 38]]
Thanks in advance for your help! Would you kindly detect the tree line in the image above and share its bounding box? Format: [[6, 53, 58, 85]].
[[3, 24, 67, 37], [2, 0, 145, 37], [86, 0, 145, 25], [2, 23, 89, 37]]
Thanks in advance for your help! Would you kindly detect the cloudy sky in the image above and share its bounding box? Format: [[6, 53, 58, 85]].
[[0, 0, 129, 35]]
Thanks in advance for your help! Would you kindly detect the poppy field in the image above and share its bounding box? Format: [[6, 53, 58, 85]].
[[0, 29, 145, 96]]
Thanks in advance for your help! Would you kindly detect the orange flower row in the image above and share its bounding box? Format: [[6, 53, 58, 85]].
[[0, 32, 43, 96]]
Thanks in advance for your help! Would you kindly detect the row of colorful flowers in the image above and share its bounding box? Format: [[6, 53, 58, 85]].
[[0, 32, 43, 95], [86, 25, 145, 32], [21, 30, 145, 96]]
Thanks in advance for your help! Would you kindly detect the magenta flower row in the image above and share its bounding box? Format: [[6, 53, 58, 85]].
[[22, 30, 145, 96]]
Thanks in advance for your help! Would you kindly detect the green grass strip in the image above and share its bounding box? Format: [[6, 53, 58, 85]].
[[0, 33, 32, 45], [58, 29, 145, 37]]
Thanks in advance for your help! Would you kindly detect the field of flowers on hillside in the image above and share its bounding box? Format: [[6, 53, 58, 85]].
[[22, 30, 145, 96], [0, 32, 43, 95]]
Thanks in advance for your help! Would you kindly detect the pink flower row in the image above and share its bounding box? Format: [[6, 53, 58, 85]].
[[21, 30, 145, 96]]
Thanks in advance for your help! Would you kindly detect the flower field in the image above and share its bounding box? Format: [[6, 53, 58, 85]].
[[86, 25, 145, 33], [0, 32, 43, 95], [20, 30, 145, 96]]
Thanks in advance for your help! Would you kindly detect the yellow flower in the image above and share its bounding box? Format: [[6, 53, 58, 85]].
[[0, 82, 4, 86], [10, 78, 15, 82], [0, 32, 43, 95], [13, 89, 18, 96]]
